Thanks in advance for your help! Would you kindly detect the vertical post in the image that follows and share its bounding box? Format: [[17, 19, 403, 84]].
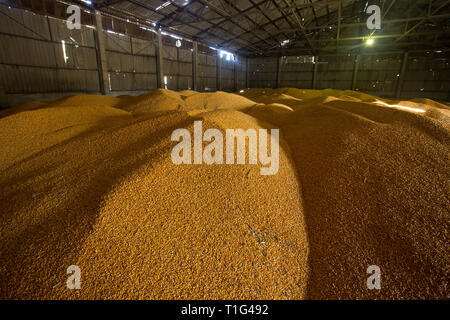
[[352, 54, 360, 91], [156, 29, 164, 89], [234, 55, 238, 92], [337, 0, 341, 50], [246, 57, 249, 88], [130, 36, 133, 55], [312, 56, 319, 89], [46, 16, 58, 66], [276, 56, 282, 88], [176, 47, 180, 90], [92, 10, 110, 94], [216, 54, 221, 91], [396, 52, 409, 99], [192, 41, 198, 91]]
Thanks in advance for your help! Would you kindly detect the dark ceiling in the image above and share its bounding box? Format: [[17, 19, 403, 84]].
[[69, 0, 450, 56]]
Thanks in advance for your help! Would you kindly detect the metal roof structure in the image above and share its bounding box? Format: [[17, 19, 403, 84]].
[[16, 0, 450, 56]]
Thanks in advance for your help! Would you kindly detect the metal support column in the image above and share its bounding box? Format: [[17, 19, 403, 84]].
[[216, 54, 222, 91], [312, 56, 319, 89], [234, 56, 238, 92], [192, 41, 198, 91], [276, 56, 282, 88], [246, 57, 249, 88], [92, 10, 110, 94], [351, 55, 360, 91], [396, 52, 409, 99], [156, 29, 164, 89]]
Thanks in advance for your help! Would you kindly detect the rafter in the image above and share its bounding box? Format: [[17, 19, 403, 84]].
[[396, 0, 449, 42], [57, 0, 450, 56]]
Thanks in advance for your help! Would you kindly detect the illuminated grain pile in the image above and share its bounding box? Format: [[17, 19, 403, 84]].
[[0, 89, 448, 299]]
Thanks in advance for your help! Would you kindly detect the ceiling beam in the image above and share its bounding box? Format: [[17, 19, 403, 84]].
[[192, 0, 276, 50], [281, 0, 343, 10], [158, 0, 200, 27], [95, 0, 127, 9], [248, 12, 450, 47], [170, 0, 273, 28], [258, 38, 450, 57], [125, 0, 266, 52], [247, 0, 290, 43], [215, 0, 343, 48], [96, 1, 256, 54], [281, 0, 315, 51], [215, 0, 281, 47], [66, 0, 450, 57], [396, 0, 449, 42], [255, 46, 450, 58]]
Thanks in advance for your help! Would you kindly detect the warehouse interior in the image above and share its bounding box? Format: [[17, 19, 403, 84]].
[[0, 0, 449, 300], [0, 0, 449, 106]]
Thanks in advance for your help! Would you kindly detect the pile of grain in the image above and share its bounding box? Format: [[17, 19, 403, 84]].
[[0, 88, 448, 299], [113, 89, 257, 115], [242, 88, 450, 299], [117, 89, 186, 114], [0, 92, 307, 299], [0, 104, 131, 170], [184, 91, 255, 111]]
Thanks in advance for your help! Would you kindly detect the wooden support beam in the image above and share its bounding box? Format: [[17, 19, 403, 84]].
[[92, 10, 110, 94], [156, 29, 164, 89], [192, 41, 198, 91], [351, 54, 360, 91], [396, 52, 409, 99]]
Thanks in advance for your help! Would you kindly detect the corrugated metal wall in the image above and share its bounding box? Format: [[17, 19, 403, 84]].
[[2, 4, 447, 107], [198, 52, 217, 91], [249, 57, 277, 88], [317, 55, 354, 90], [221, 58, 235, 92], [0, 5, 248, 107], [235, 56, 247, 90], [402, 52, 450, 101], [280, 56, 314, 89], [356, 53, 401, 97], [104, 30, 157, 92], [162, 43, 193, 91], [0, 5, 99, 95], [248, 52, 449, 101]]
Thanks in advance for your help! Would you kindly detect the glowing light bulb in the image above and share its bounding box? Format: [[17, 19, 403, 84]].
[[366, 38, 374, 46]]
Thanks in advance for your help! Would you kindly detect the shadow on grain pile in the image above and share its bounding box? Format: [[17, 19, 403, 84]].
[[1, 111, 194, 298], [0, 91, 309, 299], [242, 88, 449, 299], [0, 88, 449, 299]]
